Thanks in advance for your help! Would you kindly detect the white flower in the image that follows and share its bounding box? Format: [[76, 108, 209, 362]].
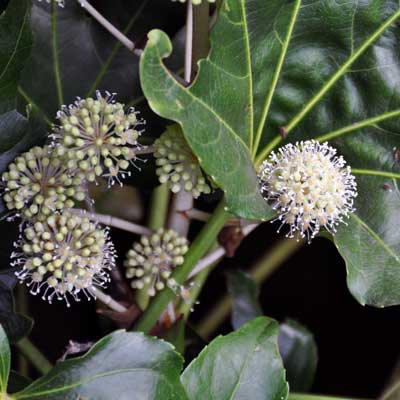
[[124, 228, 188, 297], [1, 146, 87, 221], [154, 126, 211, 198], [51, 91, 143, 186], [13, 211, 116, 306], [259, 140, 357, 241]]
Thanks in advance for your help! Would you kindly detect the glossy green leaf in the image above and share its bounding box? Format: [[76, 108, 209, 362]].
[[181, 317, 288, 400], [0, 324, 11, 394], [20, 1, 142, 121], [140, 0, 400, 220], [0, 270, 32, 343], [14, 330, 188, 400], [0, 0, 32, 114], [140, 3, 274, 219], [8, 371, 32, 394], [334, 132, 400, 307], [226, 270, 262, 330], [278, 320, 318, 392]]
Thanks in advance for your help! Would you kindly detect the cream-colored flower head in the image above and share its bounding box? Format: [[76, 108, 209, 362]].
[[259, 140, 357, 241], [13, 211, 116, 305], [52, 91, 143, 186], [1, 146, 86, 221]]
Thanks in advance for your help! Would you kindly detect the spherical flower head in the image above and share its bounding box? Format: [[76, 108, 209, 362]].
[[52, 91, 143, 186], [124, 228, 189, 297], [259, 140, 357, 241], [154, 126, 211, 198], [12, 211, 116, 306], [1, 146, 87, 221]]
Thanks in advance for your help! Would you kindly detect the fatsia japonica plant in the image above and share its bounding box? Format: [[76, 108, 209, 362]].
[[0, 0, 399, 398]]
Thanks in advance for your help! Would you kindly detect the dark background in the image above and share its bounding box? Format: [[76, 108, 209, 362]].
[[1, 0, 399, 397], [16, 217, 400, 398]]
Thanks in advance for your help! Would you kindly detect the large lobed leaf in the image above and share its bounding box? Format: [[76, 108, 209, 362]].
[[141, 0, 400, 307], [181, 317, 288, 400], [335, 132, 400, 307], [14, 330, 187, 400]]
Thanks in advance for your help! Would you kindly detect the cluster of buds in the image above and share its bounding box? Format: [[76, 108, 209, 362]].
[[124, 228, 189, 297], [12, 212, 116, 306], [1, 146, 87, 221], [1, 92, 144, 305], [52, 91, 143, 186], [259, 140, 357, 242], [154, 126, 211, 198]]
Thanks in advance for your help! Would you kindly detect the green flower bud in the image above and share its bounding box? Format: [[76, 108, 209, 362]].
[[124, 228, 188, 297]]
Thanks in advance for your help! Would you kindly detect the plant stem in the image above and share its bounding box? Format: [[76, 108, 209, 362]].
[[147, 184, 170, 231], [178, 242, 219, 319], [89, 287, 128, 313], [184, 1, 194, 83], [86, 0, 150, 97], [133, 200, 230, 333], [188, 222, 259, 279], [51, 2, 63, 107], [168, 192, 194, 236], [16, 338, 52, 375], [195, 237, 304, 338], [78, 0, 141, 56], [72, 209, 152, 235], [136, 184, 170, 310]]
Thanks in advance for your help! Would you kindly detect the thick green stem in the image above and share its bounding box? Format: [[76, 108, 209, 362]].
[[178, 242, 218, 319], [133, 201, 230, 333], [16, 338, 52, 375], [196, 238, 304, 338], [147, 184, 170, 231], [135, 184, 170, 310]]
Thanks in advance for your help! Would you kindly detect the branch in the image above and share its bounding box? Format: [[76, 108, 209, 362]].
[[78, 0, 142, 56]]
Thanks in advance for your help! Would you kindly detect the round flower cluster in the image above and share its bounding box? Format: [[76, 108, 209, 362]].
[[259, 140, 357, 241], [1, 92, 142, 305], [1, 146, 87, 221], [12, 212, 116, 306], [172, 0, 216, 4], [154, 126, 211, 198], [52, 91, 142, 186], [124, 228, 189, 297]]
